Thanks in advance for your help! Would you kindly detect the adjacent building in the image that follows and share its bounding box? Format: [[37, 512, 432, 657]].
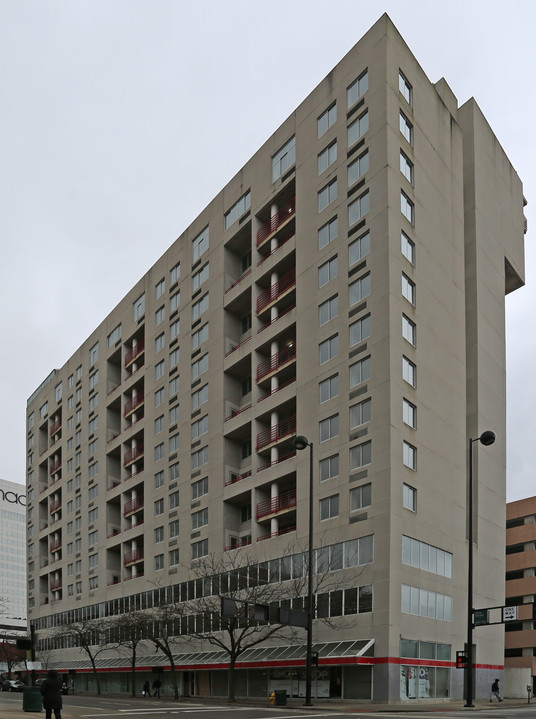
[[25, 14, 526, 702], [0, 479, 27, 635]]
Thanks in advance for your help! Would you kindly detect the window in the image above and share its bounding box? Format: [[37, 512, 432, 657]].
[[242, 439, 251, 459], [319, 256, 338, 287], [192, 384, 208, 410], [88, 438, 98, 456], [402, 315, 416, 346], [192, 353, 209, 380], [88, 530, 98, 547], [348, 150, 370, 186], [401, 191, 414, 223], [169, 404, 180, 425], [155, 333, 165, 352], [156, 278, 165, 299], [170, 290, 181, 313], [155, 443, 165, 461], [319, 454, 339, 482], [170, 262, 180, 285], [192, 226, 209, 262], [347, 70, 368, 107], [169, 376, 180, 396], [350, 356, 371, 387], [399, 111, 413, 144], [348, 191, 370, 226], [320, 494, 339, 520], [76, 388, 82, 402], [403, 399, 417, 428], [402, 536, 452, 578], [318, 217, 338, 250], [320, 375, 339, 403], [155, 526, 164, 543], [154, 470, 164, 489], [76, 581, 82, 594], [156, 306, 165, 326], [350, 441, 372, 470], [89, 393, 98, 412], [88, 416, 98, 434], [318, 103, 337, 138], [89, 342, 99, 367], [347, 234, 370, 269], [403, 483, 417, 511], [192, 538, 208, 560], [169, 432, 180, 453], [400, 151, 413, 183], [318, 179, 337, 212], [55, 382, 62, 402], [89, 370, 99, 390], [192, 446, 209, 469], [402, 274, 415, 305], [320, 414, 339, 442], [318, 141, 337, 174], [350, 398, 372, 428], [169, 490, 180, 510], [192, 294, 209, 321], [350, 483, 372, 512], [192, 263, 209, 291], [319, 334, 339, 364], [399, 70, 412, 105], [192, 477, 208, 500], [152, 416, 164, 436], [192, 415, 208, 440], [170, 347, 180, 368], [401, 231, 415, 265], [192, 323, 209, 350], [133, 293, 145, 322], [170, 319, 180, 340], [225, 190, 251, 230], [192, 508, 209, 529], [403, 441, 417, 470], [403, 356, 416, 387], [154, 498, 164, 516], [155, 360, 165, 380], [169, 548, 180, 566], [169, 519, 180, 538], [88, 460, 98, 477], [88, 507, 98, 524], [155, 387, 164, 407], [348, 110, 369, 147], [272, 136, 296, 181], [350, 273, 371, 305], [401, 585, 452, 621], [169, 462, 180, 481], [319, 295, 339, 326], [155, 554, 164, 571]]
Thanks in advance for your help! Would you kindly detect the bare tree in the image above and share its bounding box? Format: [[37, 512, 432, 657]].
[[144, 596, 185, 700], [110, 611, 152, 697], [55, 620, 110, 695]]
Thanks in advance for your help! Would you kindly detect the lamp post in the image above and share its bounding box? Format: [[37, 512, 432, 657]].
[[293, 434, 314, 707], [465, 430, 496, 708]]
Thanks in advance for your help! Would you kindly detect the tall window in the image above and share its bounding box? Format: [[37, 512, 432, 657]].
[[89, 342, 99, 367], [192, 477, 208, 500], [192, 538, 208, 560], [402, 315, 416, 346], [133, 293, 145, 322], [349, 232, 370, 265], [319, 256, 338, 287], [192, 226, 209, 262], [170, 262, 180, 285], [272, 136, 296, 182], [348, 111, 369, 147], [347, 70, 368, 108], [403, 399, 417, 428], [348, 150, 369, 186], [399, 111, 413, 145], [192, 415, 208, 440], [350, 314, 371, 346], [399, 71, 412, 105], [350, 398, 372, 428], [156, 278, 165, 299], [319, 374, 339, 403], [319, 454, 339, 481], [192, 323, 209, 350], [192, 446, 209, 469], [401, 231, 415, 265], [402, 274, 415, 305], [192, 353, 209, 379], [107, 325, 121, 347], [318, 103, 337, 138], [192, 293, 209, 321], [319, 296, 338, 326], [400, 151, 413, 183], [403, 483, 417, 511], [403, 441, 417, 470], [350, 356, 371, 387], [318, 179, 337, 212], [348, 191, 370, 226], [401, 191, 414, 223], [319, 494, 339, 520], [403, 356, 416, 387], [192, 384, 208, 410], [319, 335, 339, 364], [170, 290, 181, 313], [318, 141, 337, 174], [318, 217, 338, 249], [350, 273, 371, 305], [320, 414, 339, 442], [350, 441, 372, 470], [192, 263, 209, 291]]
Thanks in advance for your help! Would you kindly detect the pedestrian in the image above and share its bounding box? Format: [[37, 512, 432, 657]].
[[143, 680, 151, 697], [40, 669, 63, 719], [152, 677, 161, 698], [490, 678, 502, 702]]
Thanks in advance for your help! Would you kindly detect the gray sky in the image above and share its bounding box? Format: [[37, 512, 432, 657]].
[[1, 0, 534, 500]]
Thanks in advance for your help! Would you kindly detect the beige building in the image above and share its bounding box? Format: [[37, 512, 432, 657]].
[[25, 14, 525, 702]]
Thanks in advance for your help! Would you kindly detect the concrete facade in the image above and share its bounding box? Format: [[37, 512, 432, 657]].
[[25, 15, 525, 702]]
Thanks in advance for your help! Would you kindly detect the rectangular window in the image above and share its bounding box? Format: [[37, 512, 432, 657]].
[[272, 136, 296, 182], [320, 374, 339, 403], [155, 360, 165, 380], [403, 356, 416, 387], [170, 319, 180, 340], [401, 585, 452, 621], [348, 110, 369, 147], [88, 485, 98, 501], [349, 273, 371, 305], [402, 274, 415, 305], [88, 438, 98, 456], [348, 191, 370, 226], [89, 370, 99, 390], [225, 190, 251, 230], [192, 226, 209, 262], [192, 415, 209, 440], [192, 476, 208, 500], [88, 393, 98, 412], [88, 416, 98, 434], [349, 232, 370, 266], [319, 334, 339, 364], [192, 538, 208, 560], [320, 414, 339, 442], [88, 507, 98, 524], [154, 498, 164, 516], [401, 231, 415, 265], [169, 432, 180, 453], [156, 278, 165, 299], [192, 507, 209, 529], [192, 384, 209, 410], [403, 441, 417, 470], [399, 70, 412, 105], [154, 471, 164, 489], [319, 454, 339, 482], [319, 494, 339, 520], [155, 526, 164, 543], [350, 356, 371, 387], [401, 191, 414, 223], [88, 530, 98, 547], [169, 461, 180, 481], [155, 333, 165, 352], [403, 398, 417, 428], [318, 103, 337, 138], [169, 490, 180, 510], [192, 263, 209, 291], [192, 446, 209, 469], [168, 292, 180, 316], [169, 519, 180, 538], [170, 262, 180, 285], [402, 315, 416, 346], [350, 314, 371, 346], [319, 256, 338, 287], [347, 70, 368, 108], [318, 179, 337, 212], [350, 483, 372, 512], [318, 141, 337, 174], [170, 347, 180, 368], [169, 548, 180, 566], [403, 483, 417, 511], [133, 293, 145, 322], [192, 353, 209, 380], [156, 306, 165, 326], [350, 441, 372, 470], [400, 150, 413, 183], [155, 387, 164, 407], [318, 216, 338, 250], [169, 404, 180, 425], [155, 443, 164, 461], [350, 398, 372, 428], [89, 342, 99, 367], [155, 554, 164, 571], [192, 323, 209, 350], [319, 295, 339, 326], [402, 536, 452, 578], [348, 150, 369, 186], [192, 293, 209, 321], [169, 376, 180, 396], [399, 111, 413, 144]]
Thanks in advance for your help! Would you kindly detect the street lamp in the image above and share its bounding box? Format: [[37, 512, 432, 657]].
[[465, 430, 496, 708], [293, 434, 314, 707]]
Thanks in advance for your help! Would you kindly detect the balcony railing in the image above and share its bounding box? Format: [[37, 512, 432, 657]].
[[49, 501, 62, 515], [124, 444, 144, 467], [107, 576, 121, 586], [124, 496, 144, 516], [124, 341, 145, 368], [224, 403, 251, 422], [50, 579, 62, 591], [225, 335, 252, 358], [257, 269, 296, 314], [257, 343, 296, 382], [124, 394, 144, 418], [257, 449, 296, 472], [257, 376, 296, 403], [257, 488, 297, 520], [225, 268, 252, 294], [224, 470, 252, 487], [124, 549, 144, 566], [256, 197, 296, 247], [258, 303, 295, 334], [256, 415, 296, 451], [257, 233, 295, 268], [225, 536, 252, 552], [257, 525, 296, 542], [49, 419, 62, 436], [49, 459, 61, 476], [50, 540, 62, 552]]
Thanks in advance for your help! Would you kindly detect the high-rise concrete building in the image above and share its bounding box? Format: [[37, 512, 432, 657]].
[[25, 14, 526, 702], [0, 479, 27, 635]]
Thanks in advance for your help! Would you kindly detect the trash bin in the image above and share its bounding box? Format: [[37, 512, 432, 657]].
[[22, 685, 42, 712], [274, 690, 287, 706]]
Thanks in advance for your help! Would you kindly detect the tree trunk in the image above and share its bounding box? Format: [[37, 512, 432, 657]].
[[170, 660, 179, 700], [90, 656, 101, 695], [228, 657, 236, 703]]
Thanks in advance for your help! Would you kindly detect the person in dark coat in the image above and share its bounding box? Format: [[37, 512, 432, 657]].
[[40, 669, 63, 719], [143, 680, 151, 697]]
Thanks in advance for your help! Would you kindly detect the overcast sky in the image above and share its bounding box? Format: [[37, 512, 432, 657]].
[[1, 0, 534, 500]]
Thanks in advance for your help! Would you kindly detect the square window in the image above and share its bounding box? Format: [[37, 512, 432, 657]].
[[320, 414, 339, 442], [350, 356, 371, 387], [319, 454, 339, 481], [350, 314, 371, 346], [319, 494, 339, 520]]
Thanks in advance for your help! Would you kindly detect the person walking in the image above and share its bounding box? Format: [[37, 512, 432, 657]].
[[490, 678, 503, 702], [40, 669, 63, 719], [143, 680, 151, 697], [152, 677, 161, 698]]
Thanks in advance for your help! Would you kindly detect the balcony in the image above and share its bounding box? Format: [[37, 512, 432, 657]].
[[124, 444, 144, 467], [49, 539, 62, 553], [225, 268, 252, 295], [225, 335, 251, 358], [257, 269, 296, 315], [124, 394, 144, 418], [50, 579, 62, 592], [256, 197, 295, 249], [49, 419, 62, 437], [257, 344, 296, 382], [124, 549, 144, 566], [257, 488, 297, 520], [49, 501, 62, 515], [224, 470, 252, 487], [124, 496, 144, 516], [225, 404, 251, 422], [256, 415, 296, 451], [257, 449, 296, 472], [49, 459, 61, 476], [125, 341, 145, 368], [225, 537, 252, 552], [257, 525, 296, 542]]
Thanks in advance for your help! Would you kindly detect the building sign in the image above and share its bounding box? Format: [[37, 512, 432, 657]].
[[0, 490, 26, 506]]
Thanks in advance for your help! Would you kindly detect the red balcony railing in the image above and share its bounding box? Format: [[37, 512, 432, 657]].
[[256, 415, 296, 451], [257, 449, 296, 472], [50, 539, 62, 552], [49, 501, 62, 515], [256, 197, 296, 247], [224, 403, 251, 422], [107, 527, 121, 538], [124, 393, 144, 417], [225, 268, 252, 294], [49, 459, 61, 476], [124, 341, 145, 368], [225, 536, 252, 551], [258, 303, 295, 334], [225, 335, 252, 358], [257, 488, 297, 520], [257, 525, 297, 542], [124, 549, 144, 565], [107, 576, 121, 586], [257, 269, 296, 314], [124, 444, 144, 466], [50, 579, 62, 591], [257, 343, 296, 382], [124, 496, 144, 516], [224, 470, 252, 487], [49, 418, 62, 436]]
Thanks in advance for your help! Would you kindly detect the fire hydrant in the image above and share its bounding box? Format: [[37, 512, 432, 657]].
[[270, 691, 276, 706]]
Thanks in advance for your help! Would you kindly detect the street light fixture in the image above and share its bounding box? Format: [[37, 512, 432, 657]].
[[465, 430, 496, 708], [293, 434, 314, 707]]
